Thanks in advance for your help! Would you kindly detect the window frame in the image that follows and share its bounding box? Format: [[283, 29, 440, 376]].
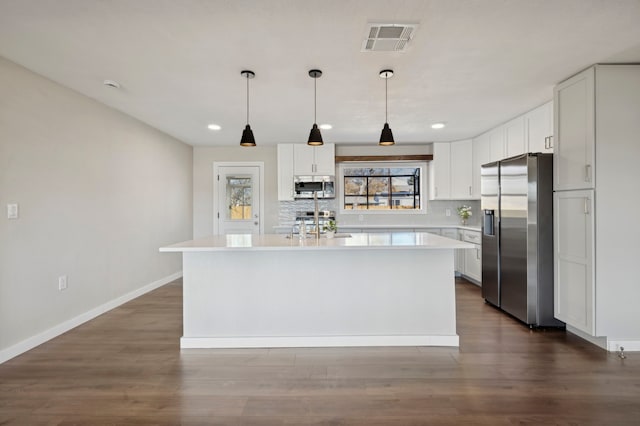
[[337, 161, 427, 215]]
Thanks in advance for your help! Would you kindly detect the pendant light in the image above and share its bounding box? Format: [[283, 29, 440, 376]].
[[307, 69, 323, 146], [379, 69, 395, 146], [240, 70, 256, 147]]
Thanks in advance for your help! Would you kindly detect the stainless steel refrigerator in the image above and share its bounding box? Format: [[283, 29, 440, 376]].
[[481, 153, 563, 327]]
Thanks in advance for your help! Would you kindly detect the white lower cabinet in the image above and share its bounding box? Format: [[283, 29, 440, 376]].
[[554, 190, 595, 335], [460, 229, 482, 283], [464, 244, 482, 282]]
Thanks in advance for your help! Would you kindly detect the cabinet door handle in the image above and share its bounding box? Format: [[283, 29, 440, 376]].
[[544, 137, 548, 149], [584, 198, 590, 214], [469, 186, 472, 195], [476, 248, 480, 260], [548, 135, 553, 148], [435, 187, 438, 197], [585, 164, 591, 182]]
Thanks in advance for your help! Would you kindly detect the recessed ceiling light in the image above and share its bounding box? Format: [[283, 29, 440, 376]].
[[431, 122, 446, 129], [319, 124, 333, 130], [103, 79, 120, 89], [207, 124, 221, 131]]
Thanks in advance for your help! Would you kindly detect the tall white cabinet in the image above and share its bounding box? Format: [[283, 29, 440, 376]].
[[553, 65, 640, 350]]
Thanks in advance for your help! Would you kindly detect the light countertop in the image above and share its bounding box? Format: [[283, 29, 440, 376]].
[[272, 224, 482, 232], [160, 232, 474, 253]]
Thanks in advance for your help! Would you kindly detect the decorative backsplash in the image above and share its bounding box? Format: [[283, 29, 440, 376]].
[[278, 199, 338, 227], [278, 199, 480, 228]]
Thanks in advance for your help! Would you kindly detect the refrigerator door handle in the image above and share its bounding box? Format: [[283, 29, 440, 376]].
[[584, 197, 590, 214]]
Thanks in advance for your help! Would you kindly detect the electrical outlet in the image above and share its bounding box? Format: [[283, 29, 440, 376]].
[[58, 275, 68, 291], [445, 209, 451, 217], [7, 204, 18, 219]]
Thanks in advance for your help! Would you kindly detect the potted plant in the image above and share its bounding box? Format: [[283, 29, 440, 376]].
[[323, 219, 338, 238], [457, 205, 472, 226]]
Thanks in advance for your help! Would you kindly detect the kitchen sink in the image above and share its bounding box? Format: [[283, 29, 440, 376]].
[[285, 233, 352, 239]]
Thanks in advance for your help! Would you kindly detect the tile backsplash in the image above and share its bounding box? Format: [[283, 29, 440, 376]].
[[278, 199, 480, 228]]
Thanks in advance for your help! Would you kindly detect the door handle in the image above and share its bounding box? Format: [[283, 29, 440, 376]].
[[585, 164, 592, 182], [584, 198, 590, 214], [469, 186, 472, 196]]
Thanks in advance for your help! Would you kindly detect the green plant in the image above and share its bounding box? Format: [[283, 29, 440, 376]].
[[323, 219, 338, 232], [457, 205, 472, 220]]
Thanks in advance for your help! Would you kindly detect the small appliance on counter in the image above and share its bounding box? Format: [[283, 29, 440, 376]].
[[294, 176, 335, 199]]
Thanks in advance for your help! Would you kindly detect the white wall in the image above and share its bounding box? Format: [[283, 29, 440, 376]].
[[0, 57, 193, 361], [193, 146, 278, 238]]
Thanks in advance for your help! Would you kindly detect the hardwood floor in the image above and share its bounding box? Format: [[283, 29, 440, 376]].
[[1, 278, 638, 425]]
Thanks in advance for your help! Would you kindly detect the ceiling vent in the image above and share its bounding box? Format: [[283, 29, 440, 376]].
[[362, 23, 419, 52]]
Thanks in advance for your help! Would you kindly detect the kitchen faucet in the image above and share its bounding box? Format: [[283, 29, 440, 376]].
[[311, 191, 320, 239]]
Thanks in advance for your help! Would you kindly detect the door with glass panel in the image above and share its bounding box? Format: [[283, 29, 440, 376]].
[[216, 166, 261, 235]]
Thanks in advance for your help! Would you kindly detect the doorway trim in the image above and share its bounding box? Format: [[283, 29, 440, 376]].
[[213, 161, 265, 235]]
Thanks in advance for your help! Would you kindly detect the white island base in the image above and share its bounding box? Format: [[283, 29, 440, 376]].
[[162, 233, 469, 349]]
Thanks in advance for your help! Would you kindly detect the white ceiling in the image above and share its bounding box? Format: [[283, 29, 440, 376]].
[[1, 0, 639, 147]]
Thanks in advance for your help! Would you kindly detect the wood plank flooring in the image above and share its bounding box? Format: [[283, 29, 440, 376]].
[[1, 278, 638, 425]]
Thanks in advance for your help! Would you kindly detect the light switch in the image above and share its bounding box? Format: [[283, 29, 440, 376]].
[[7, 204, 18, 219]]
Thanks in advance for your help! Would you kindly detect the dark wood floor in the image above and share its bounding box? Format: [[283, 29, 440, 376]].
[[1, 278, 638, 425]]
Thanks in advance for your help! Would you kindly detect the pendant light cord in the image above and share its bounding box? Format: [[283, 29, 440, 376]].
[[385, 75, 388, 123], [246, 73, 250, 125], [314, 77, 317, 124]]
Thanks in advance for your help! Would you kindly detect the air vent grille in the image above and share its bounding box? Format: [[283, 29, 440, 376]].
[[362, 23, 418, 52]]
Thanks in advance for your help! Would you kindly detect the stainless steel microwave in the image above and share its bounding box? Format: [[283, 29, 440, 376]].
[[294, 176, 335, 199]]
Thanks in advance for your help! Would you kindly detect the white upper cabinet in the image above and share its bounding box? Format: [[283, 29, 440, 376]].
[[504, 116, 526, 158], [293, 143, 335, 176], [472, 133, 491, 199], [429, 142, 451, 200], [554, 67, 595, 191], [450, 139, 474, 199], [526, 101, 554, 154], [277, 144, 295, 201], [430, 140, 474, 200], [489, 127, 505, 162]]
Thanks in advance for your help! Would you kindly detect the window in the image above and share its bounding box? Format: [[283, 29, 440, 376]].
[[226, 176, 253, 220], [339, 162, 425, 213]]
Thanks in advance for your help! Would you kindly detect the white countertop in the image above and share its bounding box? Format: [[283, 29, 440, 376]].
[[272, 224, 481, 232], [160, 232, 473, 252]]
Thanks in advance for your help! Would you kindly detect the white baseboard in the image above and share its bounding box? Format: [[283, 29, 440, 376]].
[[566, 325, 608, 350], [180, 334, 460, 349], [607, 339, 640, 352], [0, 271, 182, 365], [566, 326, 640, 352]]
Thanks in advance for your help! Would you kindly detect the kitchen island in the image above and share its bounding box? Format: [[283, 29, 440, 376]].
[[160, 232, 471, 349]]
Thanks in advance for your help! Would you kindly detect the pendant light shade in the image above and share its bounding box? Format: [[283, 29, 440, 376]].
[[379, 122, 395, 146], [240, 124, 255, 146], [307, 69, 324, 146], [240, 70, 256, 147], [379, 69, 395, 146]]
